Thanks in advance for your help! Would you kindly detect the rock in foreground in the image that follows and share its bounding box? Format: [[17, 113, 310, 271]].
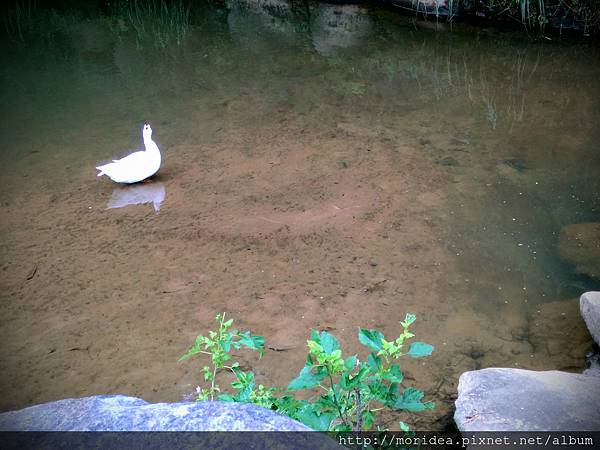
[[0, 395, 310, 431], [581, 291, 600, 346], [454, 368, 600, 431]]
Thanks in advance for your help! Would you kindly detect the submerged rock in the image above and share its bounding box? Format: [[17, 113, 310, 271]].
[[454, 368, 600, 431], [455, 291, 600, 432], [503, 158, 528, 172], [0, 395, 312, 432], [559, 222, 600, 280], [581, 291, 600, 346], [310, 4, 372, 57]]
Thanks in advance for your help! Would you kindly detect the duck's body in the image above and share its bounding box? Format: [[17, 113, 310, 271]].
[[96, 123, 161, 184]]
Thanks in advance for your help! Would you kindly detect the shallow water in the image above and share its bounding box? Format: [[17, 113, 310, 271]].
[[1, 1, 599, 428]]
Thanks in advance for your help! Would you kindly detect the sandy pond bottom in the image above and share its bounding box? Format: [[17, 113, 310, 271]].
[[1, 3, 599, 430], [1, 117, 595, 429]]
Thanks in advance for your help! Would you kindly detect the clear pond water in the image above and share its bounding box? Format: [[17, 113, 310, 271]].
[[1, 1, 599, 428]]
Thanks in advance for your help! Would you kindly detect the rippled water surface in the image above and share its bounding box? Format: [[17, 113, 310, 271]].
[[1, 1, 599, 428]]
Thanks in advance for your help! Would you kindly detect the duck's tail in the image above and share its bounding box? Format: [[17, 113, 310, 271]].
[[96, 164, 108, 177]]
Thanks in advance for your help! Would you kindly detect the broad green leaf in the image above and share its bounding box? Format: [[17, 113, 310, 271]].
[[223, 318, 234, 328], [358, 328, 385, 352], [235, 382, 254, 402], [382, 363, 403, 383], [407, 342, 434, 358], [344, 355, 358, 371], [345, 366, 370, 390], [367, 353, 382, 370], [236, 331, 265, 351], [320, 331, 340, 355], [310, 329, 320, 342], [304, 353, 314, 367], [218, 393, 235, 402], [295, 405, 335, 431], [314, 395, 337, 411], [399, 421, 410, 432], [362, 410, 376, 430], [222, 335, 232, 353], [333, 423, 353, 432], [287, 365, 326, 390]]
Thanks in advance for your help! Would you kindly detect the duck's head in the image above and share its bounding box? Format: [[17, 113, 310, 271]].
[[143, 122, 153, 140]]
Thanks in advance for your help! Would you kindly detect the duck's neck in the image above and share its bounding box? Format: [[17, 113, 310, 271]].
[[144, 136, 160, 156]]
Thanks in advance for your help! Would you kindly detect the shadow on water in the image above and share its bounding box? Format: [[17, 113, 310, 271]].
[[0, 0, 599, 429]]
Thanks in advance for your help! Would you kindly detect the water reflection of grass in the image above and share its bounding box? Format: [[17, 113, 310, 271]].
[[2, 0, 191, 49], [115, 0, 191, 48]]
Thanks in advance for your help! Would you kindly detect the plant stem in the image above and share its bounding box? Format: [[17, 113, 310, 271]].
[[327, 370, 348, 429], [354, 388, 363, 432]]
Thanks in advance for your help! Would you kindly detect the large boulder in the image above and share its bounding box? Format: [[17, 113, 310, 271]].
[[454, 368, 600, 431], [0, 396, 341, 448], [558, 222, 600, 280], [0, 395, 310, 431], [581, 291, 600, 346]]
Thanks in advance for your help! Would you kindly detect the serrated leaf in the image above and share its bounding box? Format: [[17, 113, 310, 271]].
[[368, 380, 389, 402], [402, 313, 416, 327], [287, 365, 326, 390], [393, 387, 431, 412], [358, 328, 385, 352], [407, 342, 434, 358]]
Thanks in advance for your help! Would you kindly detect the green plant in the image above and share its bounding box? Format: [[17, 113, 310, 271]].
[[181, 312, 434, 432], [179, 313, 268, 403], [281, 313, 434, 431]]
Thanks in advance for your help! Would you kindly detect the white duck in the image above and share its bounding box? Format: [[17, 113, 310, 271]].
[[96, 123, 161, 183]]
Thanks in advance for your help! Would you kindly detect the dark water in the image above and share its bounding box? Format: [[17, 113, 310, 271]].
[[1, 1, 599, 428]]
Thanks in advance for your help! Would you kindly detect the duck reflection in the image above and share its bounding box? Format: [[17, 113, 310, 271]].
[[106, 182, 166, 213]]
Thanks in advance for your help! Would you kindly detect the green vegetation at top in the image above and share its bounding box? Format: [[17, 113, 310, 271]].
[[180, 312, 435, 432]]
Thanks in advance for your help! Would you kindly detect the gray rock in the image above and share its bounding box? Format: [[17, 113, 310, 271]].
[[454, 368, 600, 431], [0, 395, 311, 431], [581, 291, 600, 346]]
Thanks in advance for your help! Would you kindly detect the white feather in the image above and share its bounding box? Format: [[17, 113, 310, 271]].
[[96, 123, 162, 184]]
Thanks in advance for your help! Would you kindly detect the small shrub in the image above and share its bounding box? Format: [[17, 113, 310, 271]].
[[181, 312, 434, 432]]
